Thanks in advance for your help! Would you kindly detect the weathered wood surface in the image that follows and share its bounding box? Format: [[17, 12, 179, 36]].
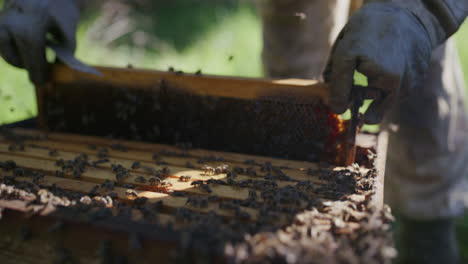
[[0, 129, 387, 263], [0, 129, 385, 205]]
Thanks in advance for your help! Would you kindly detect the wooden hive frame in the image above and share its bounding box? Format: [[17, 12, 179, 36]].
[[37, 64, 357, 165]]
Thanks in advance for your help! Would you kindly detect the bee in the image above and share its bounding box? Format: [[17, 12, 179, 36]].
[[80, 196, 92, 205], [175, 207, 193, 222], [157, 160, 169, 166], [100, 180, 115, 191], [226, 178, 237, 186], [0, 160, 17, 171], [226, 171, 237, 179], [236, 210, 251, 220], [202, 165, 215, 176], [88, 185, 99, 196], [115, 171, 129, 182], [207, 195, 219, 202], [2, 175, 15, 184], [73, 168, 82, 178], [48, 149, 59, 157], [76, 153, 89, 162], [179, 176, 192, 182], [214, 165, 229, 174], [248, 190, 257, 200], [186, 196, 208, 208], [260, 162, 273, 172], [32, 172, 44, 184], [206, 179, 226, 185], [232, 167, 245, 174], [55, 159, 65, 167], [171, 191, 187, 197], [200, 184, 212, 194], [108, 192, 118, 199], [264, 173, 274, 181], [190, 180, 204, 187], [148, 177, 161, 186], [161, 167, 171, 176], [134, 176, 147, 184], [13, 168, 25, 177], [111, 164, 124, 172], [160, 181, 173, 188], [131, 161, 141, 170], [246, 167, 257, 177], [112, 164, 130, 182], [125, 189, 138, 199], [97, 148, 109, 159], [133, 197, 148, 206]]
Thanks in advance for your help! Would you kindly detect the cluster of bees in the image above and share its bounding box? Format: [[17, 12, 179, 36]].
[[201, 164, 229, 176], [0, 131, 376, 263], [55, 153, 90, 179]]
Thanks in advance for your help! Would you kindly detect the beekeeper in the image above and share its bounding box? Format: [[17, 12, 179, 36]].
[[258, 1, 468, 263]]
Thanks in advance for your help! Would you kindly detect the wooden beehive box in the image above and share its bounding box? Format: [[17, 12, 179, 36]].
[[0, 65, 392, 263]]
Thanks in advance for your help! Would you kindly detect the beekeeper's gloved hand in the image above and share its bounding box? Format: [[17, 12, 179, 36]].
[[324, 0, 468, 124], [0, 0, 79, 85]]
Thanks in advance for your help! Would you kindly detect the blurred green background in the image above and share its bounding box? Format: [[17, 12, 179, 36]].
[[0, 0, 468, 260], [0, 1, 263, 125]]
